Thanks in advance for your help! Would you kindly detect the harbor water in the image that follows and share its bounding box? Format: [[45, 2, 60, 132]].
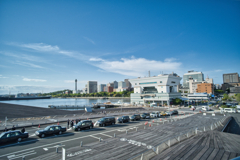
[[0, 98, 130, 109]]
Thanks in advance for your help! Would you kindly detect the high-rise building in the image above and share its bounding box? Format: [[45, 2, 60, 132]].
[[113, 81, 118, 89], [87, 81, 97, 93], [107, 86, 113, 93], [75, 79, 77, 91], [223, 73, 239, 83], [183, 71, 204, 88], [98, 84, 106, 92], [118, 81, 126, 89], [124, 79, 132, 88]]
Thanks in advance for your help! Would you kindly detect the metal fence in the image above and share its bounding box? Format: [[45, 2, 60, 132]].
[[129, 115, 230, 160]]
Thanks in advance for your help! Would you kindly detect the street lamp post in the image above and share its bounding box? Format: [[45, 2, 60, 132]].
[[122, 94, 124, 113]]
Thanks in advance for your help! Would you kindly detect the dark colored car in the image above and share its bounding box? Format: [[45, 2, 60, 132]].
[[117, 116, 130, 123], [140, 113, 150, 119], [35, 125, 67, 138], [130, 114, 141, 121], [95, 117, 116, 127], [172, 110, 178, 115], [73, 120, 94, 131], [0, 130, 29, 144]]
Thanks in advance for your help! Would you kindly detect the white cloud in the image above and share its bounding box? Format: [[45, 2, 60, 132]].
[[89, 58, 104, 61], [0, 75, 8, 78], [13, 61, 44, 69], [83, 37, 95, 45], [23, 78, 47, 82], [89, 57, 182, 77], [214, 70, 223, 72], [64, 80, 75, 83]]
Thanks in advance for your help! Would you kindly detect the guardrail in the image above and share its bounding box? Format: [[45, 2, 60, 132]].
[[128, 115, 230, 160], [0, 109, 148, 130]]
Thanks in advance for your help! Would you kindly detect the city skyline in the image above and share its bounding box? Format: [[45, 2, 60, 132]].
[[0, 0, 240, 94]]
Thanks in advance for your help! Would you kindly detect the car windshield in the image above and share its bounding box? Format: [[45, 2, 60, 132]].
[[0, 132, 5, 138], [99, 118, 106, 122], [141, 114, 146, 116], [77, 122, 82, 125], [131, 116, 135, 118], [123, 116, 128, 118], [152, 112, 156, 114], [166, 112, 170, 114], [118, 117, 122, 120], [44, 126, 51, 130]]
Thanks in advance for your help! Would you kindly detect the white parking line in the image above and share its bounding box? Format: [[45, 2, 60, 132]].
[[0, 123, 143, 158], [89, 135, 101, 140], [8, 150, 37, 160], [100, 133, 112, 138]]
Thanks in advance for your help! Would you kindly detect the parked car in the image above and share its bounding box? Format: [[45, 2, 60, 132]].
[[150, 111, 160, 118], [35, 125, 67, 138], [95, 117, 116, 127], [202, 106, 209, 111], [130, 114, 141, 121], [73, 120, 94, 131], [0, 130, 29, 144], [140, 113, 150, 119], [224, 108, 236, 113], [172, 110, 178, 115], [166, 111, 173, 116], [117, 116, 130, 123], [160, 111, 167, 116]]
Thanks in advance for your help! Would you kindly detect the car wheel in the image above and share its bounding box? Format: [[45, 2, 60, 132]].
[[59, 131, 62, 135], [103, 124, 105, 127], [78, 128, 81, 131], [41, 134, 45, 138], [17, 138, 22, 142], [90, 125, 93, 129]]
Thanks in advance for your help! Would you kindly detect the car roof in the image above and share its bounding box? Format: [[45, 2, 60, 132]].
[[3, 130, 21, 133]]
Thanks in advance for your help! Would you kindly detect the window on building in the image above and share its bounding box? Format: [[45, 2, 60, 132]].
[[161, 86, 163, 88], [160, 81, 162, 83], [139, 82, 157, 85], [161, 91, 163, 93], [171, 81, 175, 83], [135, 83, 137, 85]]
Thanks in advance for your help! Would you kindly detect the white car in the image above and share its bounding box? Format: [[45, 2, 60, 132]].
[[150, 111, 160, 118], [224, 108, 236, 113], [202, 106, 209, 111]]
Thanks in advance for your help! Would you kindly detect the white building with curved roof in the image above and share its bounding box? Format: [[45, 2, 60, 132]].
[[129, 73, 182, 106]]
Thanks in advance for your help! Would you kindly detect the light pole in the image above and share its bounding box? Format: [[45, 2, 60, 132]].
[[122, 94, 124, 113]]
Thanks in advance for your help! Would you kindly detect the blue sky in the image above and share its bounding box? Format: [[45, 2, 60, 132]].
[[0, 0, 239, 94]]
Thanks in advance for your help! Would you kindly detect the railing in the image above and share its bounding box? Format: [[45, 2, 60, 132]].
[[128, 115, 230, 160]]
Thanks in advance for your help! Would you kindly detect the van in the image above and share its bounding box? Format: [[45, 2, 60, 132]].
[[224, 108, 236, 113], [202, 106, 209, 111]]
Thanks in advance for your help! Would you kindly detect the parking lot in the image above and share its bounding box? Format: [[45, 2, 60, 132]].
[[0, 112, 224, 160]]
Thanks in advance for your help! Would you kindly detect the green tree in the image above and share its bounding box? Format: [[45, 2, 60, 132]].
[[236, 93, 240, 103], [222, 93, 228, 101], [173, 98, 182, 105]]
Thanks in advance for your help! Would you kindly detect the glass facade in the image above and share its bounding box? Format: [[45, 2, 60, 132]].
[[183, 73, 204, 88], [142, 87, 158, 94], [139, 82, 157, 85]]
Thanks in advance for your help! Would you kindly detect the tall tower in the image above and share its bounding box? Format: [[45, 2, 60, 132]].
[[75, 79, 77, 91]]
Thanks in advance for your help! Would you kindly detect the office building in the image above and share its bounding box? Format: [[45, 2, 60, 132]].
[[223, 73, 239, 83], [118, 81, 126, 89], [129, 72, 182, 106], [189, 75, 213, 93], [107, 86, 113, 93], [183, 71, 204, 88], [87, 81, 97, 93], [107, 82, 114, 88], [196, 83, 214, 94], [113, 81, 118, 89], [124, 79, 132, 88], [98, 84, 106, 92]]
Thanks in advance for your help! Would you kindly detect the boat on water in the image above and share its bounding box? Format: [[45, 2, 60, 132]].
[[0, 93, 51, 101]]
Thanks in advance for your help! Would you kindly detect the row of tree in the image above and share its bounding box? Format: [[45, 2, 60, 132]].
[[40, 90, 133, 98], [222, 93, 240, 102]]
